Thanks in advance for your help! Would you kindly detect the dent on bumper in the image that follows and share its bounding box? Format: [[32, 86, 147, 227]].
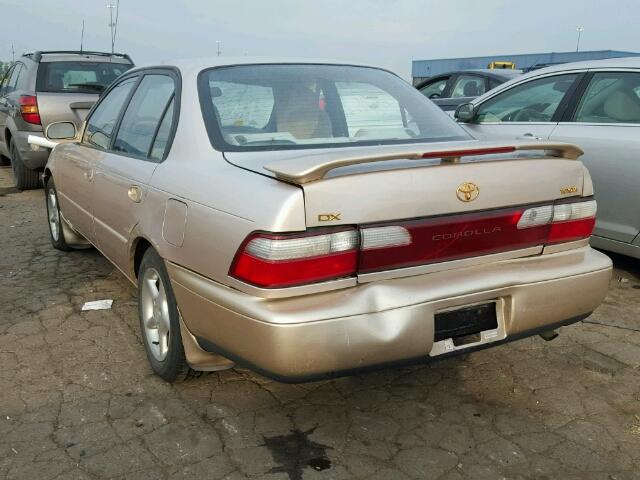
[[168, 246, 612, 381]]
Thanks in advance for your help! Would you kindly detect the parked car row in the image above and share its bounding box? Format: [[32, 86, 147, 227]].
[[0, 51, 133, 189], [34, 57, 613, 382]]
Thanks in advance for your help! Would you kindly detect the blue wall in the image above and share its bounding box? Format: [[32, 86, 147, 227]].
[[412, 50, 640, 79]]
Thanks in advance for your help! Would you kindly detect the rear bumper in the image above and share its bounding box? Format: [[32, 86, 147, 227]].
[[168, 246, 612, 381], [14, 131, 49, 169]]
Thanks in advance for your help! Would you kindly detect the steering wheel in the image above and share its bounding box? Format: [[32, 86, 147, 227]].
[[512, 108, 548, 122]]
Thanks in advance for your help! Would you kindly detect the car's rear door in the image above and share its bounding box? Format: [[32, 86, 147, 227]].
[[550, 69, 640, 243], [460, 72, 584, 141], [56, 75, 138, 239], [92, 70, 177, 271], [0, 65, 16, 156]]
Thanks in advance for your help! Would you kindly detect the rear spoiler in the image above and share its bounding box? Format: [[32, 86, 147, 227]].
[[264, 142, 584, 184]]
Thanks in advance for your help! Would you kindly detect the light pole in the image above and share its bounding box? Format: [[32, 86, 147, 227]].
[[216, 40, 222, 56], [107, 1, 120, 54], [575, 26, 584, 52]]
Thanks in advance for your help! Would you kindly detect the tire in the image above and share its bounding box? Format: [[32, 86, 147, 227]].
[[10, 139, 40, 190], [45, 178, 73, 251], [138, 248, 189, 382]]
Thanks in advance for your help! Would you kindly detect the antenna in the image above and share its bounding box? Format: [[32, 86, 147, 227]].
[[80, 20, 85, 54]]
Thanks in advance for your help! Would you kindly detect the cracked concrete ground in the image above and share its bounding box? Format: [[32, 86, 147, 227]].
[[1, 164, 639, 479]]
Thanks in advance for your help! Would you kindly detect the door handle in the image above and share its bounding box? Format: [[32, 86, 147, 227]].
[[522, 133, 543, 140], [128, 185, 142, 203]]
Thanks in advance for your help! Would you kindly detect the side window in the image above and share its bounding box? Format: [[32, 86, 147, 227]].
[[83, 77, 137, 149], [419, 77, 449, 98], [489, 78, 502, 90], [574, 72, 640, 124], [450, 75, 486, 98], [0, 66, 14, 93], [149, 98, 175, 161], [336, 82, 404, 136], [476, 74, 578, 123], [7, 63, 23, 92], [113, 74, 175, 158]]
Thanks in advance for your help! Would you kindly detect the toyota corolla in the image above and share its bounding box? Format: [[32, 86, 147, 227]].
[[36, 58, 612, 382]]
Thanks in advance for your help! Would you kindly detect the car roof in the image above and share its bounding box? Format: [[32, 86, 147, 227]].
[[21, 51, 133, 64], [524, 55, 640, 74], [122, 56, 387, 78]]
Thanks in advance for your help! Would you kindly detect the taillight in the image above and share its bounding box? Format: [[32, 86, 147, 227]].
[[19, 95, 41, 125], [230, 199, 596, 288], [518, 199, 597, 243], [230, 229, 359, 288]]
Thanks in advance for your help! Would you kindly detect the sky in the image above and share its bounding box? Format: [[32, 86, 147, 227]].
[[2, 0, 640, 80]]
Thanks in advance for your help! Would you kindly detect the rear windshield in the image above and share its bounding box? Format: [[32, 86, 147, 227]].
[[198, 64, 470, 151], [36, 61, 132, 94]]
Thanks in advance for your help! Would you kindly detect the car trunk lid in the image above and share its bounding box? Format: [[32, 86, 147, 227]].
[[225, 140, 596, 286]]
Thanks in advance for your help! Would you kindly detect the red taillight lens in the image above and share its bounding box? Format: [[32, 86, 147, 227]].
[[231, 200, 596, 288], [19, 95, 41, 125], [230, 229, 359, 288], [359, 207, 546, 273]]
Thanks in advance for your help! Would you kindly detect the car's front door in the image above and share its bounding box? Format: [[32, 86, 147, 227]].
[[56, 76, 138, 239], [460, 72, 583, 141], [92, 72, 177, 272], [550, 70, 640, 243]]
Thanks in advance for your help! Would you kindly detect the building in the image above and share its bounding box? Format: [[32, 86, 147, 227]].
[[412, 50, 640, 84]]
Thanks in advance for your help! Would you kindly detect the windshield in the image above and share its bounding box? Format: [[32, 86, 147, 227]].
[[199, 64, 470, 151], [36, 61, 132, 94]]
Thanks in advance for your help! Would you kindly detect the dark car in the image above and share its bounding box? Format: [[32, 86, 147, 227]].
[[416, 69, 521, 112], [0, 51, 134, 189]]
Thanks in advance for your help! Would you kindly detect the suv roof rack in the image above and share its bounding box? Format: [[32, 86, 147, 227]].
[[22, 50, 133, 64]]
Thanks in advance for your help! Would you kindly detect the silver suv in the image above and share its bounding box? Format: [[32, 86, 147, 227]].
[[0, 51, 133, 189]]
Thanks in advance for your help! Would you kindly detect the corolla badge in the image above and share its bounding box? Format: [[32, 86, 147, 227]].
[[456, 182, 480, 202]]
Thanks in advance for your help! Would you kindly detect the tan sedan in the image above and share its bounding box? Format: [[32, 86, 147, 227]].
[[38, 58, 612, 382]]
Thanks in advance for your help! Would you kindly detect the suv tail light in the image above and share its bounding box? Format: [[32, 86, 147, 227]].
[[19, 95, 41, 125], [230, 199, 596, 288], [230, 229, 359, 288]]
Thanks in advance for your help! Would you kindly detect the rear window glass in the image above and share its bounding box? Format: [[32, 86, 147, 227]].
[[36, 61, 132, 94], [199, 64, 470, 152]]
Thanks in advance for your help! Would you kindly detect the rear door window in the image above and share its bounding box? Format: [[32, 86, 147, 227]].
[[0, 66, 14, 94], [83, 77, 137, 149], [113, 74, 175, 158], [149, 98, 175, 161], [476, 74, 578, 123], [7, 63, 24, 93], [573, 72, 640, 124]]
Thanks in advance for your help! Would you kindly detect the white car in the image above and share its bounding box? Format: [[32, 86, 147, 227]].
[[454, 57, 640, 259]]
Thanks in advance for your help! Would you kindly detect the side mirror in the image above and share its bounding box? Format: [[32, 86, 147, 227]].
[[46, 121, 77, 140], [454, 103, 477, 123]]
